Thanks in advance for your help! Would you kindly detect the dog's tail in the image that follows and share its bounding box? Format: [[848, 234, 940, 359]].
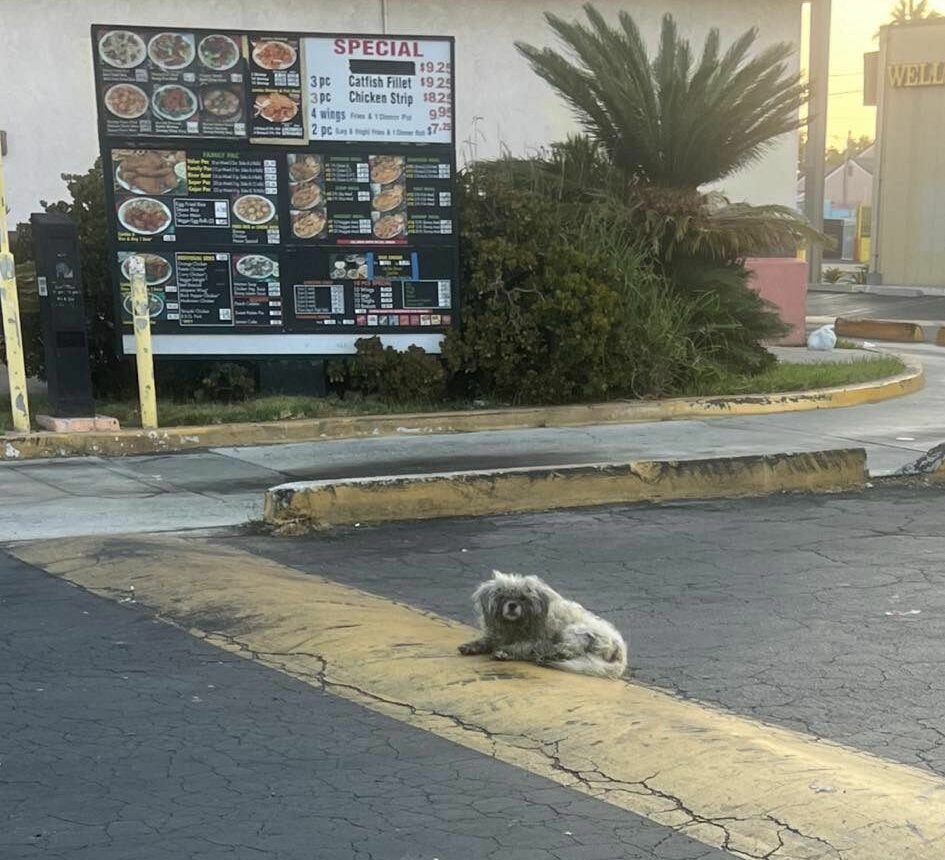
[[549, 654, 626, 679]]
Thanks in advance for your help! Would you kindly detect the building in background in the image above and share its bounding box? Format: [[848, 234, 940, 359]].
[[0, 0, 806, 225], [869, 18, 945, 285], [797, 142, 874, 263]]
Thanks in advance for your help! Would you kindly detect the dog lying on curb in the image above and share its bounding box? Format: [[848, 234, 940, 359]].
[[458, 571, 627, 678]]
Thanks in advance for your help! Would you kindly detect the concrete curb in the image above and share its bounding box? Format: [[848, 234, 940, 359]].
[[263, 449, 869, 528], [811, 283, 945, 298], [835, 318, 925, 343], [0, 358, 924, 461]]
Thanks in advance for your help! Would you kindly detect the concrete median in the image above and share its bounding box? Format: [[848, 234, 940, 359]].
[[835, 317, 925, 343], [263, 449, 869, 528]]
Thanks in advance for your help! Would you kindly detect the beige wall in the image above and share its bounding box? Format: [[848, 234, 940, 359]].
[[0, 0, 802, 224], [875, 20, 945, 285]]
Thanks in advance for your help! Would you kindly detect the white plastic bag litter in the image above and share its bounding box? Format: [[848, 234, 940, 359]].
[[807, 324, 837, 351]]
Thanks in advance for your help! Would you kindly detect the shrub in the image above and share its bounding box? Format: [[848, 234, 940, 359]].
[[332, 336, 446, 404], [443, 168, 714, 404], [194, 363, 256, 403]]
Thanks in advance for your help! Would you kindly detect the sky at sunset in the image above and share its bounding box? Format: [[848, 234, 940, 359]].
[[814, 0, 944, 147]]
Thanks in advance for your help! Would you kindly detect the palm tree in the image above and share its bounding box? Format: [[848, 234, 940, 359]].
[[514, 5, 818, 261], [889, 0, 941, 24], [516, 7, 806, 190], [507, 5, 825, 371]]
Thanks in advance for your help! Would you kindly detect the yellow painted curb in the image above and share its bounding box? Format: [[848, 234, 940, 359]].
[[0, 357, 924, 461], [14, 534, 945, 860], [264, 449, 868, 527], [836, 317, 925, 343]]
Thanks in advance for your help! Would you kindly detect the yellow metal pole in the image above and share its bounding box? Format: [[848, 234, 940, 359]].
[[0, 148, 31, 433], [128, 255, 158, 429]]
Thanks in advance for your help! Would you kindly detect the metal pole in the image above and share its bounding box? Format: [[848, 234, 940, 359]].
[[805, 0, 832, 283], [0, 148, 31, 433], [128, 255, 158, 429]]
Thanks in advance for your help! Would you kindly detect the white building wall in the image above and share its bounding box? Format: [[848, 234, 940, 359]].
[[0, 0, 802, 223]]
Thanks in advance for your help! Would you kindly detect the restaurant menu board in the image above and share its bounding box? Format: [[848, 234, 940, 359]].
[[117, 250, 282, 329], [111, 149, 280, 247], [287, 151, 452, 245], [248, 35, 305, 141], [283, 247, 454, 329], [305, 37, 453, 143], [95, 28, 248, 139], [94, 25, 457, 355]]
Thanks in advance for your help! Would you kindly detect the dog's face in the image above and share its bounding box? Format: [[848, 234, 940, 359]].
[[474, 571, 550, 636]]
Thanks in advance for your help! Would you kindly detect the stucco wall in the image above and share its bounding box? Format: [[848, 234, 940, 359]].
[[874, 20, 945, 286], [1, 0, 802, 223]]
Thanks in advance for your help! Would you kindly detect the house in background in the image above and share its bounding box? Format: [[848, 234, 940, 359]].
[[798, 144, 875, 263]]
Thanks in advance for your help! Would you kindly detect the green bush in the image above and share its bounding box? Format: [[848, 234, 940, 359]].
[[331, 336, 446, 404], [443, 168, 714, 404], [194, 362, 256, 403]]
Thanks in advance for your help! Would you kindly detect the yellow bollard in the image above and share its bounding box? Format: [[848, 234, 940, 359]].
[[128, 254, 158, 429], [0, 149, 31, 433]]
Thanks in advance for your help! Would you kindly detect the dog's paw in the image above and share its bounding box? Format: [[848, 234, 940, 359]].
[[492, 649, 513, 661]]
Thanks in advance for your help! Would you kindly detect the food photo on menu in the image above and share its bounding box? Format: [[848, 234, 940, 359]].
[[117, 251, 172, 323], [248, 35, 304, 139], [232, 194, 278, 229], [113, 149, 187, 195], [111, 149, 186, 241], [370, 155, 407, 241], [253, 92, 300, 125], [330, 253, 369, 280], [233, 253, 279, 282], [96, 27, 247, 138], [147, 31, 196, 70], [251, 38, 298, 72], [287, 153, 327, 240]]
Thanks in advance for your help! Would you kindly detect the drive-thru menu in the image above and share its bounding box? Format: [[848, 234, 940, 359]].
[[92, 25, 457, 355]]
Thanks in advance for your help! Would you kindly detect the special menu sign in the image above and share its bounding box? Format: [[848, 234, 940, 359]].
[[91, 25, 457, 356], [305, 37, 453, 142]]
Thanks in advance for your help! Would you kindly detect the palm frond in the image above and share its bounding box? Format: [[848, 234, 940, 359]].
[[517, 5, 807, 188]]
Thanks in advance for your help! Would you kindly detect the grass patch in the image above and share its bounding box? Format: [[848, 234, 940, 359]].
[[0, 355, 907, 431], [95, 395, 472, 428], [690, 355, 905, 397]]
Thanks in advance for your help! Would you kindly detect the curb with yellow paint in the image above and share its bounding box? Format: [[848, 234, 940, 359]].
[[264, 449, 869, 528], [836, 317, 926, 343], [0, 356, 924, 461], [14, 534, 945, 860]]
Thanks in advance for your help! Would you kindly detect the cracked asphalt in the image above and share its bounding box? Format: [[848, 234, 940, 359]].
[[0, 550, 731, 860], [232, 483, 945, 777]]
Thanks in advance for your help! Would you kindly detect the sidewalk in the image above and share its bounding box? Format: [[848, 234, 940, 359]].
[[1, 343, 941, 541]]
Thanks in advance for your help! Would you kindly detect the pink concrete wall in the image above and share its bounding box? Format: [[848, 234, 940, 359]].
[[744, 257, 808, 346]]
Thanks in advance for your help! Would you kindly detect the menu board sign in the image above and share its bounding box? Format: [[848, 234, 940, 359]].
[[286, 151, 453, 246], [93, 24, 457, 356], [95, 28, 248, 139], [305, 37, 453, 143], [248, 35, 305, 142]]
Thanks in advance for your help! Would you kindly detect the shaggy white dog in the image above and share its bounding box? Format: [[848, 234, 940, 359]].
[[458, 571, 627, 678]]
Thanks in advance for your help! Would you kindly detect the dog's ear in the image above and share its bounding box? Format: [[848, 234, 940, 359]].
[[473, 578, 498, 617], [530, 586, 550, 617]]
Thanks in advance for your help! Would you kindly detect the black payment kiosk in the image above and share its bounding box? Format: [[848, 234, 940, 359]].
[[31, 212, 96, 417]]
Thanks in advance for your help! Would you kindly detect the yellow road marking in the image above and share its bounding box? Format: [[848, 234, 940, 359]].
[[15, 535, 945, 860]]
